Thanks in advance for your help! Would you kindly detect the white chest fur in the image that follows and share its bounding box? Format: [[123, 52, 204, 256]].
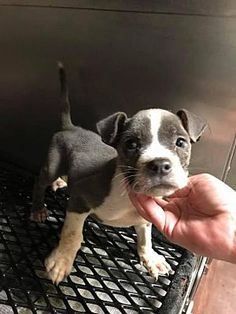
[[91, 170, 147, 227]]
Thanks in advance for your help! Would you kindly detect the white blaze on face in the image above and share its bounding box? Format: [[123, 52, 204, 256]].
[[137, 109, 188, 190]]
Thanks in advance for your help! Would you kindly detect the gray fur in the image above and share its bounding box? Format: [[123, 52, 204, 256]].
[[58, 61, 74, 130], [158, 114, 191, 171], [31, 64, 117, 215], [116, 112, 153, 185], [177, 109, 207, 143], [32, 126, 117, 214]]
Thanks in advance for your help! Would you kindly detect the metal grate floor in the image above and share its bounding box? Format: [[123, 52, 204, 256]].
[[0, 161, 196, 314]]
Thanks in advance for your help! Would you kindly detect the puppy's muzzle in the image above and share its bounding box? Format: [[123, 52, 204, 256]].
[[146, 158, 172, 177]]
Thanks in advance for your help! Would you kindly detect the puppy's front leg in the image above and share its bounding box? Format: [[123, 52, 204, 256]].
[[45, 211, 89, 285], [135, 223, 172, 280]]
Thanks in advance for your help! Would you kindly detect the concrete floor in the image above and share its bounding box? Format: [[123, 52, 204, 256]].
[[193, 260, 236, 314]]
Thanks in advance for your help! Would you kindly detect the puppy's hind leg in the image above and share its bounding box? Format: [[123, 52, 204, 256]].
[[31, 144, 62, 222], [45, 211, 89, 285], [51, 176, 68, 192], [135, 223, 172, 280]]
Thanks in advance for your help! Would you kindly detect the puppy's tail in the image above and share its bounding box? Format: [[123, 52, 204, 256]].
[[58, 61, 74, 130]]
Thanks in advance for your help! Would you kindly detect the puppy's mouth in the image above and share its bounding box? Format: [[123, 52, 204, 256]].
[[122, 168, 187, 198], [127, 183, 179, 214], [133, 183, 178, 197], [125, 178, 179, 198], [144, 184, 178, 197]]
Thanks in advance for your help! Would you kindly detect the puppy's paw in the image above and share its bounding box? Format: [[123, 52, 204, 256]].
[[30, 207, 48, 223], [51, 177, 67, 192], [45, 248, 74, 285], [140, 250, 172, 280]]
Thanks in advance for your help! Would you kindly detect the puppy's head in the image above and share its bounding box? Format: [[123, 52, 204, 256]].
[[97, 109, 207, 197]]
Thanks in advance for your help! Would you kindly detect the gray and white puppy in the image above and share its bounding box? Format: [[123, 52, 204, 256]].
[[31, 64, 207, 285]]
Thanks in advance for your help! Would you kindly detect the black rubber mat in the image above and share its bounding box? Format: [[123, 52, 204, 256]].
[[0, 161, 196, 314]]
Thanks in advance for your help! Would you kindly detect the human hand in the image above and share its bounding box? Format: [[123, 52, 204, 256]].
[[130, 174, 236, 262]]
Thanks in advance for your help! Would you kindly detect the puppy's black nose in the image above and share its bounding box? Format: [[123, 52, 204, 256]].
[[146, 158, 172, 176]]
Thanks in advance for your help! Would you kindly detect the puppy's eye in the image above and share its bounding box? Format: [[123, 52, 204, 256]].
[[125, 139, 139, 151], [176, 137, 188, 148]]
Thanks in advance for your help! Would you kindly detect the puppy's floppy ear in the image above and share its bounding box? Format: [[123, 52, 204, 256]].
[[177, 109, 207, 143], [96, 112, 127, 146]]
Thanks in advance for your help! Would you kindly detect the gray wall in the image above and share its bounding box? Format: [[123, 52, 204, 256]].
[[0, 1, 235, 185]]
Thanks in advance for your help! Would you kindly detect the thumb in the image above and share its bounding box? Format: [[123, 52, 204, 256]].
[[135, 194, 166, 233]]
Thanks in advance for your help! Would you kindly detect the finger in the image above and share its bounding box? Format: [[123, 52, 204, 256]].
[[129, 192, 152, 221], [154, 197, 168, 207], [136, 206, 153, 222], [167, 185, 191, 199], [135, 194, 166, 232]]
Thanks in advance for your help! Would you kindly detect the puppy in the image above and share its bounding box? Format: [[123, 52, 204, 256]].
[[31, 63, 207, 285]]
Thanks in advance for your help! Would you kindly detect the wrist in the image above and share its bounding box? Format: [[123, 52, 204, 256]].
[[230, 229, 236, 263], [227, 215, 236, 264]]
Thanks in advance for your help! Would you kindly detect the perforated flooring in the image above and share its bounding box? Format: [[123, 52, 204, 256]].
[[0, 161, 196, 314]]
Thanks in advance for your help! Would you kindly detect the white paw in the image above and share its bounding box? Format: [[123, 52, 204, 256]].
[[30, 207, 48, 223], [45, 248, 74, 285], [140, 250, 172, 280], [51, 177, 67, 192]]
